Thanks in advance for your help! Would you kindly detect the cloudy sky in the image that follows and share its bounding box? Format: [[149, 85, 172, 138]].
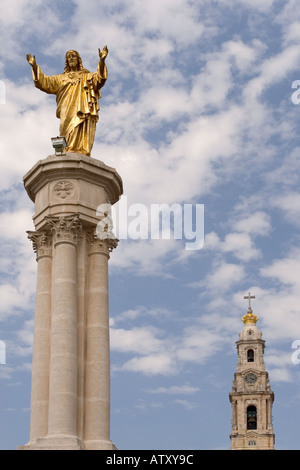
[[1, 0, 300, 450]]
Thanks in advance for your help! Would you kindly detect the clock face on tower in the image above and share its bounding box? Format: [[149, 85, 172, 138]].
[[245, 373, 257, 384]]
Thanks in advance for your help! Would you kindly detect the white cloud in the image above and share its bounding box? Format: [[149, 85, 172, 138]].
[[274, 1, 300, 45], [260, 249, 300, 290], [272, 192, 300, 227], [111, 312, 226, 376], [232, 211, 272, 236], [121, 354, 177, 376], [15, 320, 34, 355], [174, 399, 197, 410], [135, 399, 163, 411], [283, 21, 300, 45], [130, 0, 205, 44], [204, 231, 261, 262], [223, 232, 261, 261], [110, 326, 164, 356], [266, 148, 300, 189], [247, 285, 300, 342], [265, 349, 295, 382], [190, 262, 245, 293], [0, 80, 58, 190], [244, 44, 300, 102], [222, 39, 265, 72], [176, 327, 222, 365], [110, 238, 187, 276], [203, 211, 272, 264], [268, 367, 293, 383], [0, 365, 15, 380], [0, 209, 34, 241], [215, 0, 274, 12], [0, 209, 36, 321], [146, 384, 200, 395], [0, 284, 30, 321], [112, 306, 173, 324], [0, 1, 66, 68]]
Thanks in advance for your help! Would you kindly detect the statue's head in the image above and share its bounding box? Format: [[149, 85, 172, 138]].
[[64, 50, 89, 73]]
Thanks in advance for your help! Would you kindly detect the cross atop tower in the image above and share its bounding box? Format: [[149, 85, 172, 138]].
[[244, 292, 255, 311], [242, 292, 258, 325]]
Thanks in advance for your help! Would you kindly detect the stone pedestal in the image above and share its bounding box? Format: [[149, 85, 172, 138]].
[[19, 153, 122, 450]]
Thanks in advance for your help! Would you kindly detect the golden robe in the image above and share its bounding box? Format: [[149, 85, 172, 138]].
[[32, 62, 107, 156]]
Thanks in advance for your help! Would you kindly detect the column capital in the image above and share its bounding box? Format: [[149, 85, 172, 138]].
[[27, 230, 52, 259], [86, 229, 118, 256], [46, 214, 82, 247]]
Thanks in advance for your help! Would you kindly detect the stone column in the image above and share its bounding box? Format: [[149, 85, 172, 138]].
[[76, 231, 88, 441], [84, 230, 118, 449], [231, 399, 237, 431], [46, 215, 82, 439], [20, 153, 123, 450], [27, 231, 52, 443], [267, 398, 272, 430]]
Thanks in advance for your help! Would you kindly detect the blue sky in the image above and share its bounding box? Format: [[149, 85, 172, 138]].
[[1, 0, 300, 450]]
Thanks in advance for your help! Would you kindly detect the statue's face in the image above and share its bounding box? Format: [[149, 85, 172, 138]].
[[66, 51, 79, 69]]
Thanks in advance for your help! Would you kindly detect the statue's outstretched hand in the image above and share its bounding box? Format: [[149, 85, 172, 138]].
[[98, 46, 108, 62], [26, 54, 36, 68]]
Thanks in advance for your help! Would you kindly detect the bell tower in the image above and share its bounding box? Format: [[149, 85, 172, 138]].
[[229, 293, 275, 450]]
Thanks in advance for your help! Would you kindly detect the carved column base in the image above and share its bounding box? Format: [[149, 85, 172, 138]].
[[84, 439, 118, 451], [19, 436, 83, 451]]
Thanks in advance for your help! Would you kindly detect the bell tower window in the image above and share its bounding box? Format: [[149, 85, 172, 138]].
[[247, 349, 254, 362], [247, 406, 257, 430]]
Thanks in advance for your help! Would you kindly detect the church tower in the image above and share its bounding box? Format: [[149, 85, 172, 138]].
[[229, 293, 275, 450]]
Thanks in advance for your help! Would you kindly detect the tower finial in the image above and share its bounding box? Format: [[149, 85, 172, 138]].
[[242, 292, 258, 324], [244, 291, 255, 312]]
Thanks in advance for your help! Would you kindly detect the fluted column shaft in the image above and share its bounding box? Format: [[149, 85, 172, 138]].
[[84, 233, 116, 443], [47, 216, 81, 437], [27, 232, 52, 442]]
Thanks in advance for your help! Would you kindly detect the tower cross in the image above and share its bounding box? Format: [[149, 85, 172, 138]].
[[244, 292, 255, 310]]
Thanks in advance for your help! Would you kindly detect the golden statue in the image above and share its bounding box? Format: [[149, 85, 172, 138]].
[[26, 48, 108, 156]]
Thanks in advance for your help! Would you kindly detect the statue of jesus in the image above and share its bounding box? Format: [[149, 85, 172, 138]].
[[26, 47, 108, 156]]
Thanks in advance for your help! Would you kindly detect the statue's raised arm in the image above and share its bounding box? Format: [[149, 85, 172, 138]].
[[26, 49, 108, 157], [97, 46, 108, 80]]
